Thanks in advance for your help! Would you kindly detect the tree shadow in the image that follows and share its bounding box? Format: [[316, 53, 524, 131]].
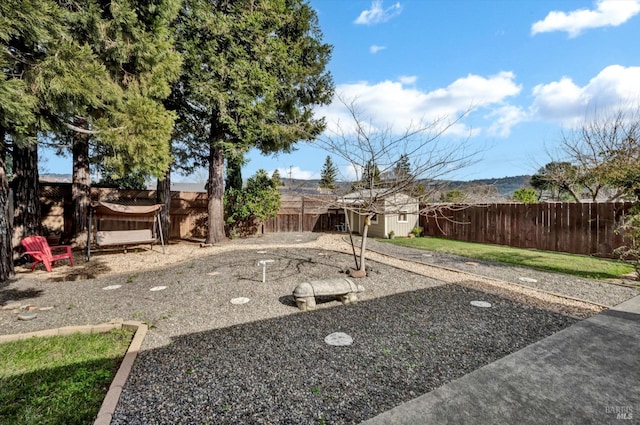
[[0, 287, 44, 305]]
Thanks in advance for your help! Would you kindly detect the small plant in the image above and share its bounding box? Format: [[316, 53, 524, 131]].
[[411, 226, 423, 237], [311, 386, 321, 394], [126, 274, 139, 283], [388, 230, 395, 239]]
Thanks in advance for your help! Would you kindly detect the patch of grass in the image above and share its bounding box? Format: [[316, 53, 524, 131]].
[[381, 237, 634, 280], [0, 329, 133, 425]]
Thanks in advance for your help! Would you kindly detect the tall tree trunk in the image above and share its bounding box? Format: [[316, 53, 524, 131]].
[[0, 129, 15, 281], [358, 216, 371, 274], [72, 131, 91, 246], [156, 169, 171, 242], [12, 141, 40, 240], [206, 143, 226, 244]]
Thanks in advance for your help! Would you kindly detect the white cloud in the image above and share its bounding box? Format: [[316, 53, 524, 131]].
[[370, 44, 386, 54], [531, 65, 640, 124], [485, 105, 527, 137], [354, 1, 402, 25], [341, 164, 361, 181], [531, 0, 640, 37], [398, 75, 417, 85], [317, 72, 522, 139], [273, 166, 316, 180]]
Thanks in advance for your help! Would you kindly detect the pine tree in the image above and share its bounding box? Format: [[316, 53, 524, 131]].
[[362, 159, 381, 187], [272, 169, 284, 187], [395, 154, 411, 179], [319, 156, 338, 189], [171, 0, 333, 243], [1, 0, 67, 280]]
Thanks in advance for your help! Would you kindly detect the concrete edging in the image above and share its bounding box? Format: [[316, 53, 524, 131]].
[[0, 319, 148, 425]]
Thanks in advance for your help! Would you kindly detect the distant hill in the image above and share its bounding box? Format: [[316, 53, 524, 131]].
[[42, 174, 532, 197], [280, 175, 532, 197], [447, 175, 531, 197]]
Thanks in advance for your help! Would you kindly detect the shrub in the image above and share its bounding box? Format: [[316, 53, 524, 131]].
[[615, 208, 640, 280], [512, 188, 538, 204]]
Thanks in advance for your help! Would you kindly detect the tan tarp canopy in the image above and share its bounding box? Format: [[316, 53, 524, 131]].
[[91, 201, 163, 216]]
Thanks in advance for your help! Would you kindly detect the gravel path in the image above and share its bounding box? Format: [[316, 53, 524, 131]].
[[1, 233, 638, 424], [362, 237, 639, 307]]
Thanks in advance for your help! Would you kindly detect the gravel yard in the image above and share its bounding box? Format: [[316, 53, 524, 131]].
[[2, 233, 638, 424]]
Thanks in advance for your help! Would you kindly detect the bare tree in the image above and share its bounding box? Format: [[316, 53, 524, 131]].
[[554, 106, 640, 201], [311, 96, 479, 276]]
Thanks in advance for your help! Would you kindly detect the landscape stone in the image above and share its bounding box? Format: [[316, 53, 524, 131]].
[[293, 278, 364, 311], [324, 332, 353, 346], [17, 310, 37, 321]]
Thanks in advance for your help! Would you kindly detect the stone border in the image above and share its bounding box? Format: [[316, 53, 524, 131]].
[[0, 319, 148, 425]]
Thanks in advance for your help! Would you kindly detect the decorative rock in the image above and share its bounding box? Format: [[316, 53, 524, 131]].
[[230, 297, 250, 305], [293, 278, 364, 311], [519, 277, 538, 283], [207, 271, 220, 276], [324, 332, 353, 346], [470, 300, 492, 308], [2, 302, 21, 311], [39, 306, 54, 311], [350, 269, 367, 278], [256, 250, 267, 254], [103, 285, 122, 290], [18, 310, 37, 321], [150, 286, 167, 292]]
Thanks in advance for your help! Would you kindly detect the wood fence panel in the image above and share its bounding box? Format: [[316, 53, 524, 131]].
[[420, 202, 632, 257], [38, 183, 633, 257]]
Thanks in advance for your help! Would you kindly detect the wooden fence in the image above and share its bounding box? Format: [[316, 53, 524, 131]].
[[419, 202, 633, 257], [40, 184, 209, 241], [39, 185, 338, 240], [261, 194, 341, 233], [38, 184, 634, 257]]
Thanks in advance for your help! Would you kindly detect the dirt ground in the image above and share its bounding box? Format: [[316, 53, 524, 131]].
[[13, 232, 326, 282]]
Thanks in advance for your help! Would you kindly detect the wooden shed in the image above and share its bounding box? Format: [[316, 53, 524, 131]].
[[340, 191, 420, 238]]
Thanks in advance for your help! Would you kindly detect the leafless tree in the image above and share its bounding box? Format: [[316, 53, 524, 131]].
[[310, 95, 480, 276], [550, 106, 640, 201]]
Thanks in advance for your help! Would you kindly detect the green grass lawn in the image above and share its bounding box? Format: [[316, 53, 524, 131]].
[[0, 329, 133, 425], [381, 237, 634, 280]]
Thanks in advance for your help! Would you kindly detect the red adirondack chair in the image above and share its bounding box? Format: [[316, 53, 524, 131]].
[[21, 235, 75, 272]]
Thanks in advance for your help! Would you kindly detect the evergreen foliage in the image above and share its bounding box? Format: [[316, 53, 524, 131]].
[[271, 169, 284, 187], [224, 169, 281, 237], [361, 159, 381, 187], [319, 156, 338, 189], [394, 154, 411, 179], [170, 0, 333, 242], [512, 188, 538, 204]]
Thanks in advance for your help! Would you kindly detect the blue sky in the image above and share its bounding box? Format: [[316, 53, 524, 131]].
[[40, 0, 640, 183]]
